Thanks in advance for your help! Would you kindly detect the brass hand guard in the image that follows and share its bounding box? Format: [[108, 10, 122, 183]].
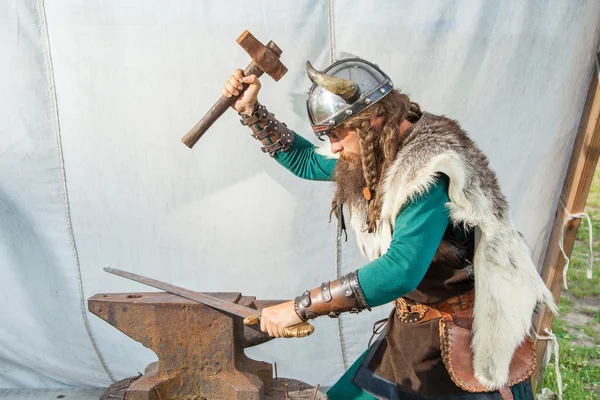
[[282, 323, 315, 338], [240, 102, 295, 156], [294, 270, 371, 322], [242, 314, 315, 338]]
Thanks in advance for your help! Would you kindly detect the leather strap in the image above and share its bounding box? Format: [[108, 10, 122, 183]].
[[239, 103, 295, 156], [294, 270, 371, 321], [394, 289, 475, 324], [240, 113, 261, 126], [251, 124, 275, 140], [434, 289, 475, 314]]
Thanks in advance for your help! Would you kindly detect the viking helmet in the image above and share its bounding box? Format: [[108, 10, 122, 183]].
[[306, 58, 393, 137]]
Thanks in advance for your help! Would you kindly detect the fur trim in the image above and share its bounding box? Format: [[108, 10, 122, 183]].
[[351, 115, 557, 390]]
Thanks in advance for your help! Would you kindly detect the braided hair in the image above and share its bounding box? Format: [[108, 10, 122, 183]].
[[332, 90, 422, 233]]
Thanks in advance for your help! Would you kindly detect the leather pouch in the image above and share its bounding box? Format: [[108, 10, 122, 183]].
[[439, 309, 536, 393]]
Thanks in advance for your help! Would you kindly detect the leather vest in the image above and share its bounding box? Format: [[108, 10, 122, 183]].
[[406, 225, 475, 304]]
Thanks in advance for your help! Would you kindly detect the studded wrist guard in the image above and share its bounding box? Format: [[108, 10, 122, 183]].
[[293, 270, 371, 322], [239, 102, 295, 157]]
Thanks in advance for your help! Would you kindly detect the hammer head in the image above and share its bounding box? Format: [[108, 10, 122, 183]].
[[237, 30, 287, 81]]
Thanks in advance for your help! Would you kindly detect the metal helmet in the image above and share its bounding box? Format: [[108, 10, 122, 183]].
[[306, 58, 393, 138]]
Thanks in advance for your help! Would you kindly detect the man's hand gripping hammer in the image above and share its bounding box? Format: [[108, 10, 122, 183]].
[[181, 30, 287, 148]]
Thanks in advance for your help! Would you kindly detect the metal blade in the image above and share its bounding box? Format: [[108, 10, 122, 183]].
[[104, 267, 257, 319]]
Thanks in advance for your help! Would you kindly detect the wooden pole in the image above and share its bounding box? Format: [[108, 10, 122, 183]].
[[532, 51, 600, 389]]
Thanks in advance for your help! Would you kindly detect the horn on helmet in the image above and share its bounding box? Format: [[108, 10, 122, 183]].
[[306, 61, 361, 103]]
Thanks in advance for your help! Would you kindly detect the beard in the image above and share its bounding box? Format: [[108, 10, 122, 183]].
[[334, 151, 368, 211]]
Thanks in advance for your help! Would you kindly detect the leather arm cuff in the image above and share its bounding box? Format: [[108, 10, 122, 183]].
[[239, 102, 296, 157], [294, 270, 371, 322]]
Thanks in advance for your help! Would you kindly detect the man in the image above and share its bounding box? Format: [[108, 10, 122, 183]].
[[221, 58, 555, 399]]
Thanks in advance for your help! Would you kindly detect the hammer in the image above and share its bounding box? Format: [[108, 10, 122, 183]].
[[181, 30, 288, 148]]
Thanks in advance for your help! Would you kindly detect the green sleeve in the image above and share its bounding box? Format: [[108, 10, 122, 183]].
[[357, 177, 450, 307], [272, 134, 337, 181]]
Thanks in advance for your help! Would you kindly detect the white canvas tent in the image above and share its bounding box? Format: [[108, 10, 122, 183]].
[[2, 0, 600, 393]]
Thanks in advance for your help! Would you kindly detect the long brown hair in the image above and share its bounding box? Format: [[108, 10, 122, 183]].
[[332, 90, 422, 233]]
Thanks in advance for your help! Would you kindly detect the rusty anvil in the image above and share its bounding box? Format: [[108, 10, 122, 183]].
[[181, 30, 287, 148], [89, 291, 284, 400]]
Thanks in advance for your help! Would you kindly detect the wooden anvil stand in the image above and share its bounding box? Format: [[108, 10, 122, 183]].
[[89, 292, 319, 400]]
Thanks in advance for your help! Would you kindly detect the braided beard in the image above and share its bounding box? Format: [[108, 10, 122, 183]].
[[334, 151, 369, 213]]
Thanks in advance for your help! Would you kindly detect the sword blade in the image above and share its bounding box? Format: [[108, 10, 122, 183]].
[[104, 267, 257, 319]]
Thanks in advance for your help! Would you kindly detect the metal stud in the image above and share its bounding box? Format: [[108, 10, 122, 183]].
[[328, 120, 335, 126], [379, 88, 386, 94], [364, 98, 371, 105], [345, 109, 353, 116]]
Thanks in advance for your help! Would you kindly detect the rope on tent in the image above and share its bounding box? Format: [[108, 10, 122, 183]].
[[534, 328, 563, 399], [328, 0, 349, 372], [328, 0, 337, 64], [38, 0, 116, 383], [334, 214, 349, 371], [558, 199, 594, 290]]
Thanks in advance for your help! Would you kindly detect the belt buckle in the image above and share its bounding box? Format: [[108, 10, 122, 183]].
[[395, 298, 429, 323]]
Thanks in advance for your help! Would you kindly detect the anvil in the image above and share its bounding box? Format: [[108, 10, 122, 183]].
[[89, 291, 283, 400]]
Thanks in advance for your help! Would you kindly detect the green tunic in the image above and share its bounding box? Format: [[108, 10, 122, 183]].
[[273, 134, 529, 400], [274, 134, 450, 308]]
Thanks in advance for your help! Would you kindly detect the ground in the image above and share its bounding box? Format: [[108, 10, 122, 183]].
[[540, 165, 600, 399]]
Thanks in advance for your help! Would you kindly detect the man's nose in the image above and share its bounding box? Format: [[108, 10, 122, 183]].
[[330, 142, 343, 154], [328, 135, 342, 154]]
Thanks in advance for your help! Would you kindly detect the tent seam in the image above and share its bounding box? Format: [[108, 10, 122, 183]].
[[38, 0, 117, 383]]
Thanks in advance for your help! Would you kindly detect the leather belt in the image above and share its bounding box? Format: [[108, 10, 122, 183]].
[[394, 290, 475, 323]]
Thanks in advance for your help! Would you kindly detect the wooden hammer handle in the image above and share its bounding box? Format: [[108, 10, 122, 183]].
[[181, 63, 264, 148], [243, 314, 315, 338]]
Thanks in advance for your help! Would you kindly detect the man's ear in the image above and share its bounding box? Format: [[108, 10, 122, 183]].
[[370, 114, 385, 128]]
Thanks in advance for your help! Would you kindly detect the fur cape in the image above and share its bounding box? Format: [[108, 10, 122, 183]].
[[349, 114, 556, 390]]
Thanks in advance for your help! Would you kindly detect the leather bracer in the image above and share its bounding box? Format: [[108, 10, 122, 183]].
[[239, 103, 295, 157], [294, 270, 371, 321]]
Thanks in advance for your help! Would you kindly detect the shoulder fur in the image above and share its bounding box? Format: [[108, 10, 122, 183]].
[[356, 115, 556, 390]]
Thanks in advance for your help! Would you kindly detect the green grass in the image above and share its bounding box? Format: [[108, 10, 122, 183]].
[[541, 307, 600, 399], [541, 166, 600, 399]]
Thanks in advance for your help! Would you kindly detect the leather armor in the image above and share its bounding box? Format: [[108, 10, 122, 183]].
[[294, 270, 371, 321], [240, 102, 295, 156]]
